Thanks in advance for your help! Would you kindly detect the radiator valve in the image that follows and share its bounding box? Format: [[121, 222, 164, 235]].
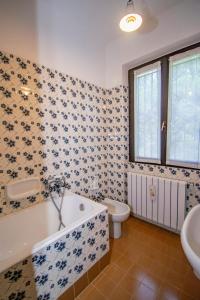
[[149, 185, 156, 200]]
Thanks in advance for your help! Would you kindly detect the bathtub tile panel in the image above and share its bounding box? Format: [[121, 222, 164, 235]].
[[0, 210, 109, 300]]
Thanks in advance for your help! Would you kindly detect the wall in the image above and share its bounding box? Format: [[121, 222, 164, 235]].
[[0, 0, 106, 87], [1, 0, 200, 89], [105, 86, 200, 212], [105, 0, 200, 88], [1, 50, 200, 217], [103, 0, 200, 211], [0, 50, 108, 216]]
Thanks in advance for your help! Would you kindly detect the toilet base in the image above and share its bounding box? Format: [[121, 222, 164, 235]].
[[110, 221, 122, 239], [193, 269, 200, 280]]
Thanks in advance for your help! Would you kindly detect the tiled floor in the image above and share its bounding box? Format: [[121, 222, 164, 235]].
[[76, 217, 200, 300]]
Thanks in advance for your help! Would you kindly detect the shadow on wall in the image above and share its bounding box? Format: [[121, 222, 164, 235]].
[[0, 0, 39, 62], [137, 0, 158, 34]]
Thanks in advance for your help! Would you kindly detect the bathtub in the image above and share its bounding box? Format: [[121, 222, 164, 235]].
[[0, 192, 109, 300]]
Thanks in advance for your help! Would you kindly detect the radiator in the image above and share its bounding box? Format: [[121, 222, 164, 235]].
[[128, 172, 186, 232]]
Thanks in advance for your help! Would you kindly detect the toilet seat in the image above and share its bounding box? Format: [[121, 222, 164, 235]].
[[103, 198, 130, 238], [103, 198, 130, 221]]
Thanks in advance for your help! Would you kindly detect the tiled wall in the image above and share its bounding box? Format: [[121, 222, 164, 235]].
[[0, 50, 108, 216], [0, 210, 109, 300], [106, 86, 200, 211], [0, 50, 200, 217], [105, 87, 129, 204]]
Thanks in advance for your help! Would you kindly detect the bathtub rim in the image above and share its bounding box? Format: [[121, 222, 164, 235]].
[[0, 192, 108, 273]]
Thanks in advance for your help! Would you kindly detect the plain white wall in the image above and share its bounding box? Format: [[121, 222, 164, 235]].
[[105, 0, 200, 88], [0, 0, 200, 88], [0, 0, 107, 87]]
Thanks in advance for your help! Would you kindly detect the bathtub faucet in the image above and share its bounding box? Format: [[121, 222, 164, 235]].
[[46, 175, 67, 230], [94, 192, 104, 203], [46, 175, 66, 196]]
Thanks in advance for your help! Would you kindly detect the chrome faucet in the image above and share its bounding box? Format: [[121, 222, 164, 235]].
[[94, 192, 104, 203], [46, 175, 67, 196], [45, 175, 68, 230]]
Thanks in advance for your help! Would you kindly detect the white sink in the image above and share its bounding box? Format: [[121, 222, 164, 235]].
[[181, 204, 200, 280]]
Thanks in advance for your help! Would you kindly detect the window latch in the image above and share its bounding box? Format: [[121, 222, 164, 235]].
[[161, 121, 167, 132]]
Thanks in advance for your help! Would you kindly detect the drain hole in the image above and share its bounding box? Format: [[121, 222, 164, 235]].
[[79, 203, 85, 211]]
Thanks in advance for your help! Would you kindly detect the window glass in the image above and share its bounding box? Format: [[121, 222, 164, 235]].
[[134, 62, 161, 163], [167, 48, 200, 168]]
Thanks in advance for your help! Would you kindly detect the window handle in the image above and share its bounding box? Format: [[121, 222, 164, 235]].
[[161, 121, 167, 132]]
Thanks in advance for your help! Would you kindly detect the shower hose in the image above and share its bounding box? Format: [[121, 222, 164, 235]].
[[46, 176, 66, 230]]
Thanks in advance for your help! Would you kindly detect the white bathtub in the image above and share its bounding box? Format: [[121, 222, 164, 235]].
[[0, 191, 107, 274]]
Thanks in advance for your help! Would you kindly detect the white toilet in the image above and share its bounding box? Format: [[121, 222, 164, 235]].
[[103, 198, 130, 239]]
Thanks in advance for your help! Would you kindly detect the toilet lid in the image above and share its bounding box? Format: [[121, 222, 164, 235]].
[[103, 199, 130, 215], [104, 202, 117, 214]]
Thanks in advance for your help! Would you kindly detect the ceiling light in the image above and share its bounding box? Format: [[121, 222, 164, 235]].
[[119, 0, 142, 32]]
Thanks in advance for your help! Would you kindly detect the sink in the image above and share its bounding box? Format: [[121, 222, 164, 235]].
[[181, 204, 200, 279]]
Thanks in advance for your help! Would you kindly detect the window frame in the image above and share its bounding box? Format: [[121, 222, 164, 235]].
[[128, 41, 200, 170]]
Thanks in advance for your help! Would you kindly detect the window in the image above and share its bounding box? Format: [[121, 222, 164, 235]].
[[129, 43, 200, 169], [134, 62, 161, 163]]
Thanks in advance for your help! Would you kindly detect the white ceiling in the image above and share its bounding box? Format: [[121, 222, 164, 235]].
[[0, 0, 184, 48], [0, 0, 196, 86], [34, 0, 184, 46]]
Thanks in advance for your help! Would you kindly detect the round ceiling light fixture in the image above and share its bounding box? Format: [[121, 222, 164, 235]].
[[119, 0, 142, 32]]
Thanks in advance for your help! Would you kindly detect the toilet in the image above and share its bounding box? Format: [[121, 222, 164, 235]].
[[103, 198, 130, 239]]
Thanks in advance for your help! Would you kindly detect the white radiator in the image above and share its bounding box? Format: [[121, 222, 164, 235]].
[[128, 172, 186, 232]]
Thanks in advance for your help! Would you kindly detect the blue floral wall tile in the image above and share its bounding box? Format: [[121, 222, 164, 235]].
[[0, 50, 109, 216]]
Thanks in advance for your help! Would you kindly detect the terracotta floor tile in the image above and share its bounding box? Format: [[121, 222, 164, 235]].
[[164, 268, 186, 290], [157, 282, 196, 300], [92, 267, 108, 285], [110, 236, 129, 252], [137, 254, 154, 271], [79, 285, 106, 300], [108, 285, 133, 300], [118, 273, 141, 296], [140, 271, 162, 292], [146, 247, 170, 265], [167, 257, 190, 274], [103, 263, 123, 282], [124, 255, 141, 266], [127, 265, 147, 282], [75, 217, 200, 300], [179, 291, 197, 300], [133, 283, 158, 300], [148, 260, 169, 280], [115, 255, 135, 272], [109, 248, 122, 263], [78, 284, 96, 299], [181, 272, 200, 300], [93, 273, 117, 298]]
